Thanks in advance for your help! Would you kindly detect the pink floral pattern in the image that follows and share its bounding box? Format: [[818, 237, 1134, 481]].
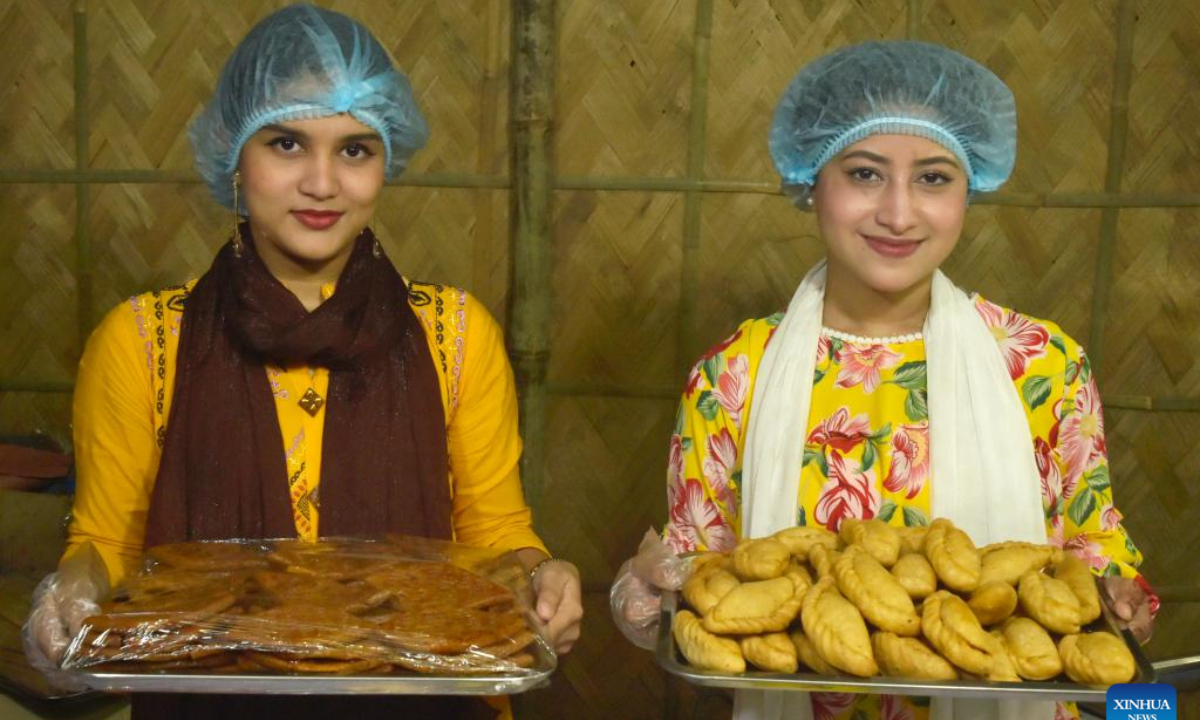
[[807, 407, 871, 454], [712, 355, 750, 430], [702, 428, 738, 509], [884, 422, 930, 499], [1101, 503, 1122, 531], [834, 343, 903, 393], [814, 453, 880, 531], [668, 479, 735, 552], [1059, 376, 1107, 488], [811, 692, 857, 720], [1063, 534, 1107, 571], [880, 694, 915, 720], [976, 298, 1051, 380], [1035, 436, 1063, 512]]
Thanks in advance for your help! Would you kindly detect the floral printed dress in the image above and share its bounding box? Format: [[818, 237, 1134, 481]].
[[663, 296, 1149, 720]]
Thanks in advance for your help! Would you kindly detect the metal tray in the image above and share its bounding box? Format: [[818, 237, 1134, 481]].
[[656, 587, 1154, 702], [73, 640, 556, 696]]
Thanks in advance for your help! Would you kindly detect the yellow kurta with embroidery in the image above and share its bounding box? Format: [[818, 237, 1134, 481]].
[[664, 296, 1144, 720], [67, 279, 547, 587]]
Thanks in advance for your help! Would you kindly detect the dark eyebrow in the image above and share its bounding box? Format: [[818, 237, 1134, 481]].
[[839, 149, 960, 169], [259, 124, 383, 144]]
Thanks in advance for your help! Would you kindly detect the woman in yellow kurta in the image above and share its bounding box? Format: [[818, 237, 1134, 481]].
[[26, 5, 580, 720], [655, 41, 1156, 720]]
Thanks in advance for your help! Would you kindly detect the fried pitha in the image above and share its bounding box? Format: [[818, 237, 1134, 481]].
[[772, 526, 839, 561], [1052, 554, 1102, 625], [871, 632, 958, 681], [1001, 617, 1062, 681], [800, 576, 878, 677], [790, 631, 837, 675], [732, 537, 791, 581], [703, 576, 805, 635], [967, 580, 1019, 626], [1018, 571, 1081, 635], [920, 590, 996, 677], [897, 526, 928, 555], [839, 518, 900, 567], [979, 541, 1058, 586], [923, 519, 981, 593], [673, 609, 745, 673], [890, 553, 937, 600], [682, 567, 741, 616], [1059, 631, 1135, 685], [740, 632, 799, 673], [987, 631, 1022, 682], [833, 546, 920, 636]]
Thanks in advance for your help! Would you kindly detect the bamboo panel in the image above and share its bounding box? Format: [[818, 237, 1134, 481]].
[[1104, 408, 1200, 593], [0, 0, 75, 169], [87, 0, 507, 175], [376, 187, 510, 323], [555, 0, 694, 178], [542, 395, 677, 584], [548, 191, 684, 387], [1123, 0, 1200, 193], [920, 0, 1118, 194], [1144, 600, 1200, 670], [513, 591, 666, 720], [943, 207, 1100, 344], [0, 185, 77, 381], [87, 183, 226, 327], [1103, 209, 1200, 396], [0, 394, 73, 448], [693, 193, 822, 364], [703, 0, 906, 181]]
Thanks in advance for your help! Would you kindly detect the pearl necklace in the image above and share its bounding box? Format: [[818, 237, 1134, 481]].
[[820, 326, 923, 345]]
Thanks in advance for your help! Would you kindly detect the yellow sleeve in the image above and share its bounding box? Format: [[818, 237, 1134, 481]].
[[663, 315, 776, 552], [447, 293, 547, 555], [1050, 338, 1145, 579], [66, 299, 159, 588]]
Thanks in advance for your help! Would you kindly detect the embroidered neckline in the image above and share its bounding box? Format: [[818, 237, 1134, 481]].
[[820, 326, 923, 345]]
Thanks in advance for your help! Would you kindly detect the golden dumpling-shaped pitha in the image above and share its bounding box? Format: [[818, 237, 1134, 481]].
[[987, 631, 1022, 682], [783, 561, 813, 595], [897, 525, 929, 555], [1053, 554, 1102, 625], [839, 518, 900, 567], [1018, 570, 1081, 635], [891, 553, 937, 600], [703, 575, 804, 635], [1001, 617, 1062, 681], [979, 541, 1058, 586], [967, 580, 1019, 626], [673, 609, 745, 673], [833, 546, 920, 636], [871, 632, 957, 681], [773, 525, 839, 561], [682, 567, 740, 616], [921, 590, 996, 677], [1059, 631, 1135, 685], [807, 543, 840, 581], [740, 632, 798, 673], [923, 518, 981, 593], [790, 630, 837, 674], [732, 537, 791, 581], [801, 576, 878, 677]]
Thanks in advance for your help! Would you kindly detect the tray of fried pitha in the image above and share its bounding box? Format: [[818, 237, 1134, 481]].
[[656, 518, 1153, 701], [62, 536, 555, 695]]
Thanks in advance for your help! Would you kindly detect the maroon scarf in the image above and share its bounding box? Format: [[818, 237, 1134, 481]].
[[136, 230, 497, 719], [145, 227, 452, 546]]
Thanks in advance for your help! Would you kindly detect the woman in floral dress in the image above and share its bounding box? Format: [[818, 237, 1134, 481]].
[[659, 41, 1156, 720]]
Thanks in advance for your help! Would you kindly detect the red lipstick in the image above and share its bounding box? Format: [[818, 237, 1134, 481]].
[[292, 210, 344, 230]]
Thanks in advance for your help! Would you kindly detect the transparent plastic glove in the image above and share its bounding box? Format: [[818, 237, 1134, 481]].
[[610, 529, 692, 650], [22, 543, 109, 692]]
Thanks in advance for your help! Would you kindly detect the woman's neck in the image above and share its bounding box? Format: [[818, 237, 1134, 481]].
[[248, 225, 351, 312], [821, 262, 932, 338]]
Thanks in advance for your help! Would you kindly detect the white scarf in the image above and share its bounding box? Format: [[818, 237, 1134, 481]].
[[734, 261, 1052, 720]]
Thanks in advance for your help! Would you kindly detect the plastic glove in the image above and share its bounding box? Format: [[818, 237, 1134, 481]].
[[22, 543, 109, 692], [610, 529, 691, 650]]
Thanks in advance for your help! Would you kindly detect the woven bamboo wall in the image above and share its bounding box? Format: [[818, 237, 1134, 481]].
[[1, 1, 1198, 718]]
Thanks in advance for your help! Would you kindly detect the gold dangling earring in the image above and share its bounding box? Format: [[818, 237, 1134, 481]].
[[231, 171, 244, 258], [370, 220, 382, 259]]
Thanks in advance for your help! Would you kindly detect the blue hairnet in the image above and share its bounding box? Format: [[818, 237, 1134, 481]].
[[769, 41, 1016, 193], [189, 3, 429, 209]]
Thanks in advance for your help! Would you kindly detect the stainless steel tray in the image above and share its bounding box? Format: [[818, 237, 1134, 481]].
[[74, 641, 556, 695], [656, 588, 1154, 701]]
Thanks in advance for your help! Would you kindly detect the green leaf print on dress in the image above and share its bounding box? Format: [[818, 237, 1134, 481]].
[[1022, 375, 1052, 411]]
